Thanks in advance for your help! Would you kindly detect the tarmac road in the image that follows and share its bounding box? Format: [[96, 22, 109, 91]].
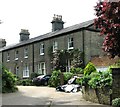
[[2, 86, 111, 106]]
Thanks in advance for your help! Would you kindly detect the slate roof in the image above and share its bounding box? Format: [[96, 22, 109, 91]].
[[0, 19, 98, 52]]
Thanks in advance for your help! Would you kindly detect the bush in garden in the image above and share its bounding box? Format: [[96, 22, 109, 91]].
[[76, 69, 112, 89], [2, 66, 18, 93], [48, 70, 61, 87], [70, 67, 83, 74], [18, 79, 33, 86], [63, 72, 73, 84], [76, 75, 91, 86], [112, 98, 120, 107], [88, 71, 112, 89], [30, 72, 39, 80], [84, 62, 97, 76]]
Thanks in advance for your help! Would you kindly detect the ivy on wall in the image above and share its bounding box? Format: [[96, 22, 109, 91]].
[[49, 48, 84, 72]]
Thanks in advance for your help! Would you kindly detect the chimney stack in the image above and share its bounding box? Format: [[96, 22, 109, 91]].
[[19, 29, 30, 42], [51, 14, 64, 32], [0, 38, 6, 48]]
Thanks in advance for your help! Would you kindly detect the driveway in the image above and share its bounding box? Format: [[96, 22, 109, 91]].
[[2, 86, 110, 106]]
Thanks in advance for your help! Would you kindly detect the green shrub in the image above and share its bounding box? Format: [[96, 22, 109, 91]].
[[30, 72, 39, 80], [84, 62, 97, 76], [70, 67, 83, 74], [48, 70, 61, 87], [76, 75, 91, 86], [2, 67, 18, 93], [63, 72, 73, 84], [112, 98, 120, 107], [17, 79, 32, 86], [88, 71, 112, 89]]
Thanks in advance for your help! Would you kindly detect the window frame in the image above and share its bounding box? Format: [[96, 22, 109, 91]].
[[53, 41, 58, 52], [15, 50, 19, 60], [68, 37, 74, 50], [38, 62, 46, 75], [40, 43, 44, 55], [23, 64, 29, 78], [24, 48, 28, 58], [7, 52, 10, 62]]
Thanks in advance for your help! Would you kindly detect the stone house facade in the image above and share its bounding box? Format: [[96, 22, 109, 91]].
[[0, 15, 106, 78]]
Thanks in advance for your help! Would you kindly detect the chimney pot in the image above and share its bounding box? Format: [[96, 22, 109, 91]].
[[19, 29, 30, 42], [51, 14, 64, 32]]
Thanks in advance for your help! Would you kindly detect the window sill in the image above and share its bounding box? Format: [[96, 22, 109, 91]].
[[68, 47, 74, 50], [24, 56, 28, 59], [15, 58, 18, 61], [7, 60, 10, 62], [23, 76, 29, 78], [40, 53, 44, 56]]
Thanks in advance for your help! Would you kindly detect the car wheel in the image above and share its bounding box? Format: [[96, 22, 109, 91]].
[[44, 81, 48, 86]]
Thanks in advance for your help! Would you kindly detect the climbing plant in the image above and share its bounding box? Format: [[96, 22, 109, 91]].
[[49, 49, 84, 72]]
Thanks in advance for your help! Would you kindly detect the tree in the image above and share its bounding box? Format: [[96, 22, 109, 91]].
[[94, 1, 120, 58]]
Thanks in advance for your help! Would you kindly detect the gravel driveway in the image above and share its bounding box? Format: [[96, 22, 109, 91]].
[[2, 86, 110, 106]]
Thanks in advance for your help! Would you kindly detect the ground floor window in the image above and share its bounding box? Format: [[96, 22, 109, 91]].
[[23, 64, 29, 78], [66, 59, 72, 72], [38, 62, 46, 75]]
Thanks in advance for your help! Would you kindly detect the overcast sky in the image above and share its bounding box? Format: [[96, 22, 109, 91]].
[[0, 0, 98, 46]]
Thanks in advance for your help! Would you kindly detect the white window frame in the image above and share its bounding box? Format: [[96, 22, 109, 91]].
[[23, 64, 29, 78], [38, 62, 46, 75], [24, 48, 28, 58], [7, 52, 10, 62], [53, 41, 58, 52], [40, 43, 44, 55], [15, 50, 19, 60], [68, 37, 74, 49], [66, 59, 72, 72]]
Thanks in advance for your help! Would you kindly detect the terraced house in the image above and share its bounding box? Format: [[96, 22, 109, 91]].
[[0, 15, 106, 78]]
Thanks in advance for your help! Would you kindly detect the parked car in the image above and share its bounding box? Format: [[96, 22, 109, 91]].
[[32, 75, 51, 86]]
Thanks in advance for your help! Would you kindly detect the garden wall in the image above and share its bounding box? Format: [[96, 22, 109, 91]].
[[82, 68, 120, 105], [82, 86, 111, 105], [112, 68, 120, 100]]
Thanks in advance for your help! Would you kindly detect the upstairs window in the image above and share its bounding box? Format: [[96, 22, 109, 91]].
[[24, 48, 28, 58], [53, 41, 58, 52], [23, 64, 29, 78], [40, 43, 44, 55], [15, 50, 19, 60], [68, 37, 74, 49], [7, 52, 10, 62]]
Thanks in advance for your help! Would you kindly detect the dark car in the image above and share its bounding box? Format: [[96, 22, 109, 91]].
[[32, 75, 51, 86]]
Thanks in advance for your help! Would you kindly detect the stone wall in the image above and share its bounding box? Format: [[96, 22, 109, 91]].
[[112, 68, 120, 100], [82, 68, 120, 105], [82, 86, 111, 105]]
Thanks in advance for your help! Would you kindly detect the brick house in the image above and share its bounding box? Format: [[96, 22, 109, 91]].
[[0, 15, 111, 78]]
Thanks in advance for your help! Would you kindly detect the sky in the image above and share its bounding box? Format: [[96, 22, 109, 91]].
[[0, 0, 98, 46]]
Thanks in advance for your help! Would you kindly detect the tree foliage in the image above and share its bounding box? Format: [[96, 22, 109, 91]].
[[94, 1, 120, 58]]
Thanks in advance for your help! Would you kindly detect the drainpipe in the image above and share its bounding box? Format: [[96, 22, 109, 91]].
[[82, 30, 85, 67], [32, 44, 34, 72]]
